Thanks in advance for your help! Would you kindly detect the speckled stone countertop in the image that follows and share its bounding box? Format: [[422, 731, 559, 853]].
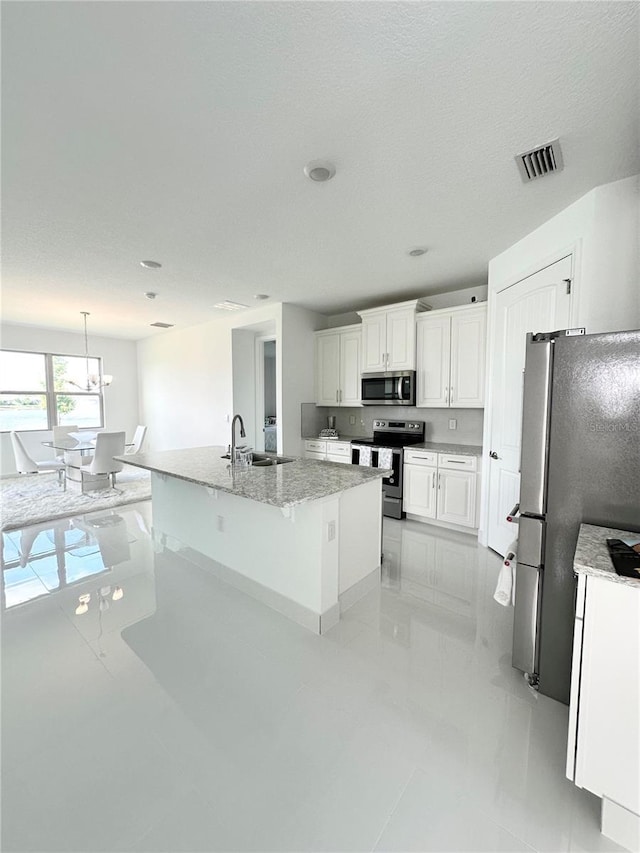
[[120, 446, 389, 509], [574, 523, 640, 588], [410, 442, 483, 456]]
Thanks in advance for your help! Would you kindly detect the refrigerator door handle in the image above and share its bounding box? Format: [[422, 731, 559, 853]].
[[519, 335, 553, 515], [507, 502, 520, 522]]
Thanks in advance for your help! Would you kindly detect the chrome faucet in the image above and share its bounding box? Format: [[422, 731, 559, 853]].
[[230, 414, 246, 466]]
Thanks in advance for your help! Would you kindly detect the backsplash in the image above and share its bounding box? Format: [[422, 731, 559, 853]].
[[301, 403, 484, 445]]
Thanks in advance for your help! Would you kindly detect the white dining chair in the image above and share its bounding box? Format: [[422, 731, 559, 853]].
[[52, 424, 79, 462], [126, 425, 147, 454], [77, 431, 126, 493], [10, 432, 66, 486]]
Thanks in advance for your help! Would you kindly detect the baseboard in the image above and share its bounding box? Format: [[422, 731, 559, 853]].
[[339, 565, 380, 613], [405, 513, 478, 538]]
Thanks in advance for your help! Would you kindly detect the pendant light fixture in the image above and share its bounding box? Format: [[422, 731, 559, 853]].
[[69, 311, 113, 391]]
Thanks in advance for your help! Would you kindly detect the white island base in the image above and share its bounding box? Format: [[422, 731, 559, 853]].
[[150, 471, 383, 634]]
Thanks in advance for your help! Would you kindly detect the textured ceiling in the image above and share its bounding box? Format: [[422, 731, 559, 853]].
[[2, 1, 639, 339]]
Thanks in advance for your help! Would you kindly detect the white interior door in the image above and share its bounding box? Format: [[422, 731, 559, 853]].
[[486, 256, 573, 556]]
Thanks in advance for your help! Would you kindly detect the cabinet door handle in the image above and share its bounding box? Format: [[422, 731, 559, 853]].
[[444, 387, 449, 405], [339, 389, 342, 403], [438, 474, 441, 490], [336, 390, 339, 402], [432, 471, 435, 489], [450, 386, 454, 404]]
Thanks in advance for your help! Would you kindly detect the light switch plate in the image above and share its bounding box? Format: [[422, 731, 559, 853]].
[[448, 419, 457, 430], [349, 415, 356, 425]]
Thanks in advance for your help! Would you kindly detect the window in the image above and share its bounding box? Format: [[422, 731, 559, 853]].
[[0, 349, 105, 432]]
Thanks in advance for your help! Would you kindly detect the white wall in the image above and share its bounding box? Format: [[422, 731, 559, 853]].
[[488, 174, 639, 330], [137, 302, 319, 454], [1, 323, 139, 475], [479, 174, 640, 542], [280, 303, 326, 457]]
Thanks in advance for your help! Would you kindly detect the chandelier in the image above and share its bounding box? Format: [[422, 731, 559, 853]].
[[69, 311, 113, 391]]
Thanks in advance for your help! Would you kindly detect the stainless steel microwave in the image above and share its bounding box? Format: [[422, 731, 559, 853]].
[[360, 371, 416, 406]]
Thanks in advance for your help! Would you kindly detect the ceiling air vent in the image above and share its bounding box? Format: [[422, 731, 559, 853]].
[[212, 300, 249, 311], [515, 139, 564, 183], [150, 321, 174, 328]]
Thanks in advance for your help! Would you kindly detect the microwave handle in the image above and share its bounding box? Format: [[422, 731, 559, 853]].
[[397, 376, 403, 400]]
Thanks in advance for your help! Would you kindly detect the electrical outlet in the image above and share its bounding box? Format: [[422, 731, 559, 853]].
[[349, 415, 356, 425], [327, 520, 336, 541], [448, 418, 457, 430]]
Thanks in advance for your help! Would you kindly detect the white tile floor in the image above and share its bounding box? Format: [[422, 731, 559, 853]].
[[1, 503, 623, 852]]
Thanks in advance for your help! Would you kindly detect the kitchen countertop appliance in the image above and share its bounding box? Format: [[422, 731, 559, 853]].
[[352, 420, 425, 519], [512, 328, 640, 704]]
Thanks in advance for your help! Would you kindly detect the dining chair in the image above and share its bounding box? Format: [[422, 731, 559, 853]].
[[125, 425, 147, 454], [78, 431, 126, 493], [10, 432, 66, 486], [52, 424, 79, 462]]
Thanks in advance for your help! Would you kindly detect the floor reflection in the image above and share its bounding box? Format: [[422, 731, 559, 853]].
[[1, 509, 618, 853]]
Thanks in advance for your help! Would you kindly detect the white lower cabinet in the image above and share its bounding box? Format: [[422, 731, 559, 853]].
[[567, 573, 639, 852], [403, 449, 478, 530], [437, 469, 477, 528], [304, 440, 352, 464]]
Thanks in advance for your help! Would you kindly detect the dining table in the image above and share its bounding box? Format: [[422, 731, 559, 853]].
[[42, 433, 132, 492]]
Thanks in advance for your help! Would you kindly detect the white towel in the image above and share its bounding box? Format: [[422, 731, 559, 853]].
[[358, 446, 371, 467], [494, 539, 518, 606], [377, 447, 392, 470]]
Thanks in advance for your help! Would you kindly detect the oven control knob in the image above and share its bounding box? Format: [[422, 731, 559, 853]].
[[389, 478, 395, 484]]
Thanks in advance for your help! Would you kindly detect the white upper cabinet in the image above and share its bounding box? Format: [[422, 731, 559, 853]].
[[314, 325, 362, 406], [360, 312, 387, 372], [315, 332, 341, 406], [416, 304, 487, 408], [339, 328, 362, 407], [358, 299, 430, 373]]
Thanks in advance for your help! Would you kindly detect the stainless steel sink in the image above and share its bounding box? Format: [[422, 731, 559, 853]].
[[251, 454, 294, 466]]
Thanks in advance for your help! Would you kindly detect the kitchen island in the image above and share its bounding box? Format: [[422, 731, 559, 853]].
[[121, 447, 388, 633]]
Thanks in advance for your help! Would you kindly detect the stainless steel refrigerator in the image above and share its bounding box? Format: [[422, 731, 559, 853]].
[[512, 328, 640, 705]]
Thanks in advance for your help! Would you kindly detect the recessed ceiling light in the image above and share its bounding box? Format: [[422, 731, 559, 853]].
[[253, 293, 269, 301], [144, 291, 157, 300], [140, 260, 162, 269], [150, 322, 174, 328], [407, 247, 428, 257], [304, 160, 336, 182], [212, 300, 249, 311]]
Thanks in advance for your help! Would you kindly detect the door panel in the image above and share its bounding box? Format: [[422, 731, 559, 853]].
[[340, 330, 362, 407], [450, 306, 486, 407], [403, 465, 437, 518], [361, 314, 386, 372], [315, 334, 340, 406], [387, 308, 415, 370], [487, 256, 572, 555], [438, 470, 476, 527], [416, 314, 450, 407]]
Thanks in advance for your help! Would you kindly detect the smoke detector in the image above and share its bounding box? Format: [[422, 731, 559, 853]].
[[304, 160, 336, 182], [515, 139, 564, 183]]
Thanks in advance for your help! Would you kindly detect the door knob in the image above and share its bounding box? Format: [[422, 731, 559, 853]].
[[489, 451, 499, 459]]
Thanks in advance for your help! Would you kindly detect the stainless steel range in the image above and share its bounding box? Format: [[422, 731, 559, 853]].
[[351, 420, 425, 519]]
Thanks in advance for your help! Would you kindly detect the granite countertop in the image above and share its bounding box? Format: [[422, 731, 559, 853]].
[[574, 523, 640, 588], [302, 434, 369, 441], [120, 446, 389, 509], [410, 442, 483, 457]]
